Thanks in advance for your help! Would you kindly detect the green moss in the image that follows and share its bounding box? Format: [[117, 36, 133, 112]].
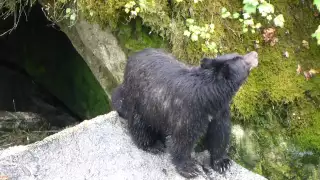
[[78, 0, 128, 29], [115, 17, 169, 55], [293, 107, 320, 151]]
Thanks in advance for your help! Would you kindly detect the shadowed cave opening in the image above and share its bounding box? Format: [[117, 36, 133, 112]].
[[0, 2, 110, 147]]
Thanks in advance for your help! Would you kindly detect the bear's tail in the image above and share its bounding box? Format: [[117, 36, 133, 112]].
[[111, 84, 127, 118]]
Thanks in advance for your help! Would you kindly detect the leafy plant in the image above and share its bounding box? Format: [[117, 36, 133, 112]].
[[124, 1, 140, 19], [43, 0, 79, 27], [312, 0, 320, 44], [183, 19, 218, 53], [221, 0, 285, 34], [312, 25, 320, 44]]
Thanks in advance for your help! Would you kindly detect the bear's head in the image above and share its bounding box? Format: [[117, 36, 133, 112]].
[[200, 51, 258, 86]]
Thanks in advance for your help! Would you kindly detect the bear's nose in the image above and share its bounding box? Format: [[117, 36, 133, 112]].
[[251, 51, 258, 58], [244, 51, 258, 69]]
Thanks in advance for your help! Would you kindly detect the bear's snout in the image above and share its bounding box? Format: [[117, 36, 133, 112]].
[[244, 51, 258, 70]]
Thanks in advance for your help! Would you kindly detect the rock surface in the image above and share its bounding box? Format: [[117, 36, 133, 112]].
[[0, 111, 267, 180], [55, 16, 126, 98]]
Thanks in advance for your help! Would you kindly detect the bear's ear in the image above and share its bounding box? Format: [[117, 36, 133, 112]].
[[200, 58, 213, 69], [214, 53, 240, 62]]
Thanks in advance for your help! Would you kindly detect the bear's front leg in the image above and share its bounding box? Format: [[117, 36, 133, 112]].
[[206, 109, 232, 174]]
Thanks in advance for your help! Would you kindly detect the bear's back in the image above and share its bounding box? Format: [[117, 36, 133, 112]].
[[127, 48, 189, 73]]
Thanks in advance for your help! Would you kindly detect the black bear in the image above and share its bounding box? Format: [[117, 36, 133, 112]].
[[111, 48, 258, 178]]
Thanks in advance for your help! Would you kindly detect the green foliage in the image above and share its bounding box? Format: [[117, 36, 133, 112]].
[[116, 17, 169, 55], [312, 25, 320, 44], [314, 0, 320, 11], [76, 0, 128, 29], [291, 98, 320, 152], [220, 1, 284, 34], [183, 19, 219, 53], [313, 0, 320, 44], [41, 0, 79, 27]]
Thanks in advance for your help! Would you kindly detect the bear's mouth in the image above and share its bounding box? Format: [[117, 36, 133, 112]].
[[244, 51, 259, 71]]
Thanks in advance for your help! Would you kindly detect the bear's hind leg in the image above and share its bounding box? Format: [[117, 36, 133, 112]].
[[169, 126, 202, 178], [111, 85, 127, 118], [128, 114, 165, 154]]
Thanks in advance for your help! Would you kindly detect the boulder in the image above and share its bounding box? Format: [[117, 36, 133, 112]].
[[0, 111, 266, 180]]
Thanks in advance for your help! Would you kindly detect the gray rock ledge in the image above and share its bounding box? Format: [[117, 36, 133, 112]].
[[0, 111, 267, 180]]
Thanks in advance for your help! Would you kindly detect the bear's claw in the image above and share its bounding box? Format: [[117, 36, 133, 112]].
[[176, 160, 201, 178], [211, 157, 232, 174], [144, 141, 166, 154]]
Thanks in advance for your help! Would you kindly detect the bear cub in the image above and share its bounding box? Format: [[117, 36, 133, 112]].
[[111, 48, 258, 178]]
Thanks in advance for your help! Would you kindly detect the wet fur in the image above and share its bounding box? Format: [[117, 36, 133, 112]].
[[111, 48, 252, 178]]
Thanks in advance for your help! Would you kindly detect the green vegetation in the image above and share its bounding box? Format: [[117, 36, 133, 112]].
[[1, 0, 320, 179], [313, 0, 320, 44]]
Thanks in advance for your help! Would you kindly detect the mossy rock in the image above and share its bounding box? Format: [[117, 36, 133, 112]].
[[115, 17, 169, 55]]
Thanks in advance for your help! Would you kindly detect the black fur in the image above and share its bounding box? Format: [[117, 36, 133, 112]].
[[111, 48, 257, 178]]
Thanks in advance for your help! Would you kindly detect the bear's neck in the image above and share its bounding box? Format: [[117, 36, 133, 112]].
[[189, 68, 240, 109]]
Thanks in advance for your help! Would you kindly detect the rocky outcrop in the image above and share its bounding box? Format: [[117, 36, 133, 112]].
[[0, 111, 266, 180], [55, 16, 127, 99], [38, 0, 127, 99]]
